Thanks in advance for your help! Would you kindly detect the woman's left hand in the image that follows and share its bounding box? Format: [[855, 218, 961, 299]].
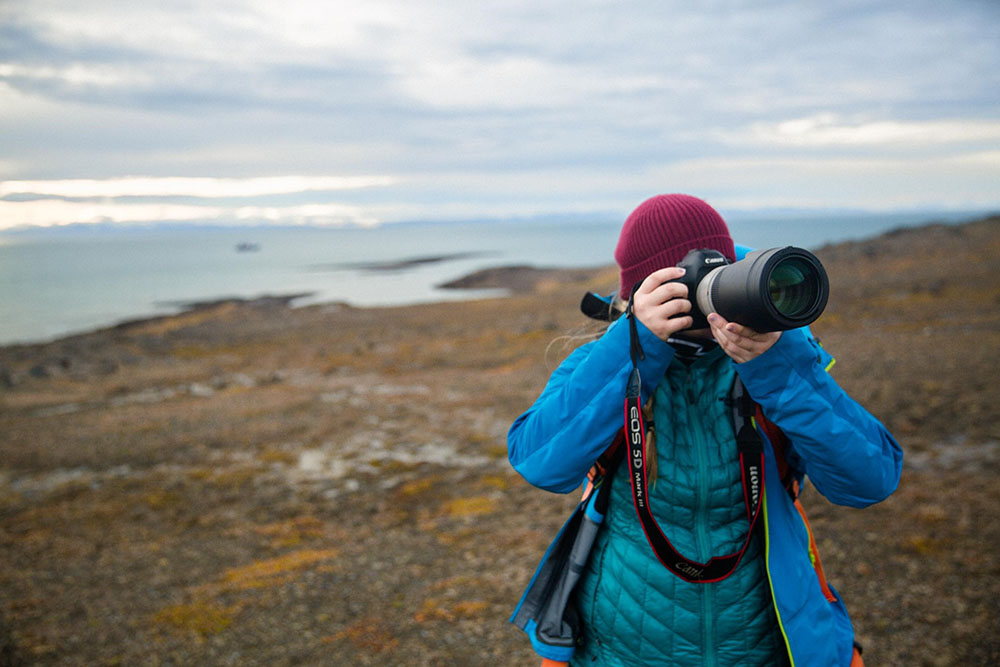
[[707, 313, 781, 363]]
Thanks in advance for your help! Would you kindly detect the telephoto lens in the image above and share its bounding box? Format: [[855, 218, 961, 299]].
[[693, 247, 829, 332]]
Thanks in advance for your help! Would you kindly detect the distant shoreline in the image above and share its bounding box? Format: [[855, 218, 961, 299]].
[[310, 251, 495, 273], [3, 212, 997, 348], [437, 264, 605, 291], [0, 263, 591, 348]]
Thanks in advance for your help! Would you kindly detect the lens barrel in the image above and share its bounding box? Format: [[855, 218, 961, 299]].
[[695, 246, 829, 332]]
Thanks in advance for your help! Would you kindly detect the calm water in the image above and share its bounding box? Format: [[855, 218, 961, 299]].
[[0, 211, 984, 345]]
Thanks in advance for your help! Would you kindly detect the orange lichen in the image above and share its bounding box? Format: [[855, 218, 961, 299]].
[[324, 618, 399, 653], [441, 496, 497, 518], [221, 549, 339, 591], [152, 601, 241, 637], [413, 597, 490, 624], [251, 516, 325, 548]]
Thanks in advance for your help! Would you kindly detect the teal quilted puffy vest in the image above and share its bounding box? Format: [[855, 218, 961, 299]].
[[572, 346, 786, 667]]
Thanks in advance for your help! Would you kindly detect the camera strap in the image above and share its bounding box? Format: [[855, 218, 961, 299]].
[[625, 289, 765, 583]]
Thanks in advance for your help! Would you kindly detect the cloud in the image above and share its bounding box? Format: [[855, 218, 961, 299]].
[[6, 1, 993, 121], [721, 115, 1000, 149], [0, 0, 998, 221], [644, 152, 1000, 210], [0, 62, 148, 88], [0, 175, 397, 199], [0, 174, 398, 229], [0, 199, 380, 229]]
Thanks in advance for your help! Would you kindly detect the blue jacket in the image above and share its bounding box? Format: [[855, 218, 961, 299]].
[[508, 314, 902, 665]]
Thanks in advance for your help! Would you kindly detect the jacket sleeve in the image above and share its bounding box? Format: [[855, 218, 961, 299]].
[[735, 327, 903, 508], [508, 316, 675, 494]]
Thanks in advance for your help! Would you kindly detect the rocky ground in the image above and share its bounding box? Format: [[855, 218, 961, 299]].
[[1, 216, 999, 666]]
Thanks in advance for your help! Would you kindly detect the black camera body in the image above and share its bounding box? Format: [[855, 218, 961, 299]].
[[670, 246, 829, 333], [672, 249, 732, 330]]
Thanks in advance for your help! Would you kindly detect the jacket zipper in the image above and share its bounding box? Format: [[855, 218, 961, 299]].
[[685, 366, 716, 667]]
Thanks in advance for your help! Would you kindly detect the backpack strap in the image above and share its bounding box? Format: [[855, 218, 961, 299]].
[[730, 376, 799, 499], [581, 432, 625, 501], [730, 378, 836, 609]]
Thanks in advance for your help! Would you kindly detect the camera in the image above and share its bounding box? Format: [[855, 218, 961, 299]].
[[672, 247, 829, 332]]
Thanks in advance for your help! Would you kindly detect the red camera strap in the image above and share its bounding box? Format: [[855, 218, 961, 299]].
[[624, 284, 764, 583], [624, 369, 764, 583]]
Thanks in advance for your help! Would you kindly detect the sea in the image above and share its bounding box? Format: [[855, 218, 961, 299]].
[[0, 210, 988, 346]]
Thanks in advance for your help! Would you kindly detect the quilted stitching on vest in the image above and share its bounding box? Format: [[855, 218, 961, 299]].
[[572, 347, 785, 666]]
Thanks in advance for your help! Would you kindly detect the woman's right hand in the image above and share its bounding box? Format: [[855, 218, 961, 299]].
[[631, 267, 693, 341]]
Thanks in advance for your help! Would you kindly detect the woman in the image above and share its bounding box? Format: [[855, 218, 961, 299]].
[[508, 194, 902, 666]]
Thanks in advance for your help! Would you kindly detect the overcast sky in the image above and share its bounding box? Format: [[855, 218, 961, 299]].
[[1, 0, 998, 229]]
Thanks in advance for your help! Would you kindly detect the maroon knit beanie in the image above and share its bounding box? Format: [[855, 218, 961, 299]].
[[615, 194, 735, 296]]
